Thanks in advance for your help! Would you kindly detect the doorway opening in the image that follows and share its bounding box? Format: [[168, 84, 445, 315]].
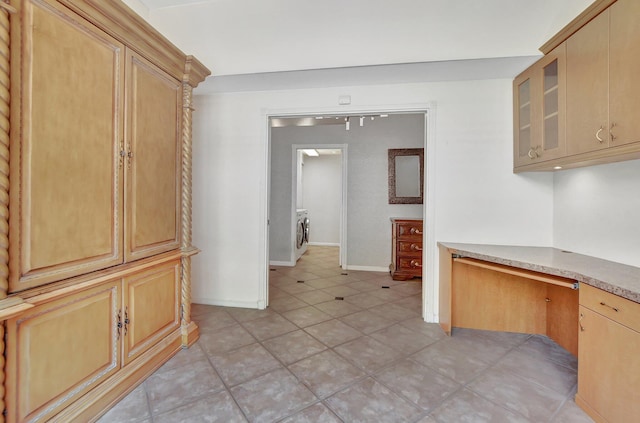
[[265, 109, 432, 320]]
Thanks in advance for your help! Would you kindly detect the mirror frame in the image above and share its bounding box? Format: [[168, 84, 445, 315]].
[[388, 148, 424, 204]]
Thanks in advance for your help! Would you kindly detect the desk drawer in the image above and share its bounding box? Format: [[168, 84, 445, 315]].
[[398, 241, 423, 254], [398, 257, 422, 271], [580, 283, 640, 331]]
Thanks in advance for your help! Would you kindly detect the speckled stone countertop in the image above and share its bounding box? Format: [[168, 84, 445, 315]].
[[438, 242, 640, 304]]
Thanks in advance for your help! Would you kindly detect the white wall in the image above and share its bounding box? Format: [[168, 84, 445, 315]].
[[191, 78, 555, 318], [553, 160, 640, 267], [303, 154, 342, 246]]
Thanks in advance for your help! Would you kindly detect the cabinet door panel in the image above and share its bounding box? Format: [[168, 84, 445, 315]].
[[10, 0, 124, 292], [609, 0, 640, 146], [5, 281, 121, 422], [123, 260, 180, 365], [577, 306, 640, 422], [566, 11, 609, 155], [125, 51, 181, 261]]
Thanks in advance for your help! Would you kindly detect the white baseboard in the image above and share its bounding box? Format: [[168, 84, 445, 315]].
[[192, 297, 261, 309], [269, 260, 295, 267], [344, 265, 390, 272], [308, 242, 340, 247]]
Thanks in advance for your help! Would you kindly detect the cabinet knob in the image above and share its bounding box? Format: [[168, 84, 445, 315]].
[[595, 126, 605, 143], [527, 146, 540, 160]]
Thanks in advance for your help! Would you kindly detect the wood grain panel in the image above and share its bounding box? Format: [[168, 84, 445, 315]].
[[608, 0, 640, 147], [123, 260, 180, 365], [125, 51, 181, 262], [452, 261, 547, 334], [566, 10, 609, 155], [546, 284, 578, 356], [577, 306, 640, 423], [10, 0, 124, 292], [5, 280, 121, 422]]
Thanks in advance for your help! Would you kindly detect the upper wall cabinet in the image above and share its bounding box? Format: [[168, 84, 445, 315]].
[[514, 44, 566, 167], [9, 0, 126, 292], [9, 0, 188, 292], [514, 0, 640, 172]]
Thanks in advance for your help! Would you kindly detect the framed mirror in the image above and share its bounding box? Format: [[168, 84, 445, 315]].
[[388, 148, 424, 204]]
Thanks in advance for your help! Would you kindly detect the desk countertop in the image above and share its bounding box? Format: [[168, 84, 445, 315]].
[[438, 242, 640, 304]]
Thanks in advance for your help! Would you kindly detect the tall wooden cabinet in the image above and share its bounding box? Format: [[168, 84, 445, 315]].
[[0, 0, 210, 421]]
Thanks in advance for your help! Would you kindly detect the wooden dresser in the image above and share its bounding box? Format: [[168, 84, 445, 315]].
[[390, 218, 423, 281], [0, 1, 210, 422]]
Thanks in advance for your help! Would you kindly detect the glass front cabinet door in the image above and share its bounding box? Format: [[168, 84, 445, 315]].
[[514, 44, 566, 169]]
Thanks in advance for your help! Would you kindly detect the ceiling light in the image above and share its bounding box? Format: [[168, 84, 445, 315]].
[[302, 149, 319, 157], [380, 114, 389, 118], [553, 166, 563, 170]]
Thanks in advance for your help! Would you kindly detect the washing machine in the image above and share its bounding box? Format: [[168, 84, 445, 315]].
[[295, 209, 309, 260]]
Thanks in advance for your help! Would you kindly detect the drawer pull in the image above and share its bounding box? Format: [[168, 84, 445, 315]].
[[410, 244, 422, 252], [599, 301, 619, 312], [410, 227, 422, 235], [579, 312, 585, 332], [595, 126, 605, 143], [410, 259, 422, 268]]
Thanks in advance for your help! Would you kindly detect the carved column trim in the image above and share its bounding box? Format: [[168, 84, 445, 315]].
[[179, 56, 209, 347], [0, 2, 14, 420]]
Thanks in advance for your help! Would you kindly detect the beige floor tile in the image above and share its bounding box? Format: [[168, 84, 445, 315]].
[[288, 350, 366, 398], [468, 366, 566, 422], [226, 306, 276, 322], [268, 295, 309, 312], [429, 388, 529, 423], [339, 309, 395, 334], [210, 343, 281, 386], [551, 400, 595, 422], [195, 309, 238, 331], [294, 289, 335, 305], [153, 390, 247, 423], [370, 323, 438, 353], [242, 313, 298, 340], [343, 292, 387, 308], [334, 336, 403, 373], [398, 318, 446, 340], [263, 330, 327, 365], [517, 334, 578, 371], [314, 299, 362, 317], [304, 319, 363, 347], [325, 378, 422, 422], [282, 306, 333, 328], [344, 280, 382, 293], [410, 339, 492, 384], [199, 323, 256, 355], [145, 358, 225, 415], [320, 285, 361, 298], [368, 302, 420, 322], [231, 368, 317, 423], [374, 359, 460, 411], [280, 403, 342, 423]]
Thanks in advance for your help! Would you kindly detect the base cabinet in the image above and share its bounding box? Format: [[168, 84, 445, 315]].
[[576, 284, 640, 422], [5, 259, 182, 422]]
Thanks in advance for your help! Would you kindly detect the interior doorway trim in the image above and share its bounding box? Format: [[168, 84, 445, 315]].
[[291, 144, 348, 269], [262, 103, 437, 323]]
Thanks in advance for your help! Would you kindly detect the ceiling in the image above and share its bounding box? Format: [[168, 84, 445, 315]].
[[131, 0, 593, 78]]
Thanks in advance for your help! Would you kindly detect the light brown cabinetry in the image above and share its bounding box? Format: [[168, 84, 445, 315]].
[[0, 0, 210, 421], [5, 259, 181, 423], [514, 0, 640, 172], [566, 0, 640, 155], [576, 284, 640, 423], [514, 44, 566, 167], [390, 218, 423, 281], [441, 254, 578, 356]]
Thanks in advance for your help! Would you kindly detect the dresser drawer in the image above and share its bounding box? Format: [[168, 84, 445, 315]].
[[396, 222, 423, 239], [398, 257, 422, 271], [398, 241, 423, 254], [580, 283, 640, 331]]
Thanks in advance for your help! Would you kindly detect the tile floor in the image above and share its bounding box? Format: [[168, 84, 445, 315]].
[[99, 246, 594, 423]]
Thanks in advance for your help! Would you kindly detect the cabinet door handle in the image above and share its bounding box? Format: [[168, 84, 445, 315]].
[[595, 126, 605, 143], [127, 146, 133, 169], [117, 309, 123, 340], [579, 312, 585, 332], [410, 243, 422, 252], [410, 259, 422, 268], [124, 306, 130, 336], [599, 301, 619, 312], [527, 146, 540, 159], [410, 227, 422, 235], [609, 122, 617, 142]]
